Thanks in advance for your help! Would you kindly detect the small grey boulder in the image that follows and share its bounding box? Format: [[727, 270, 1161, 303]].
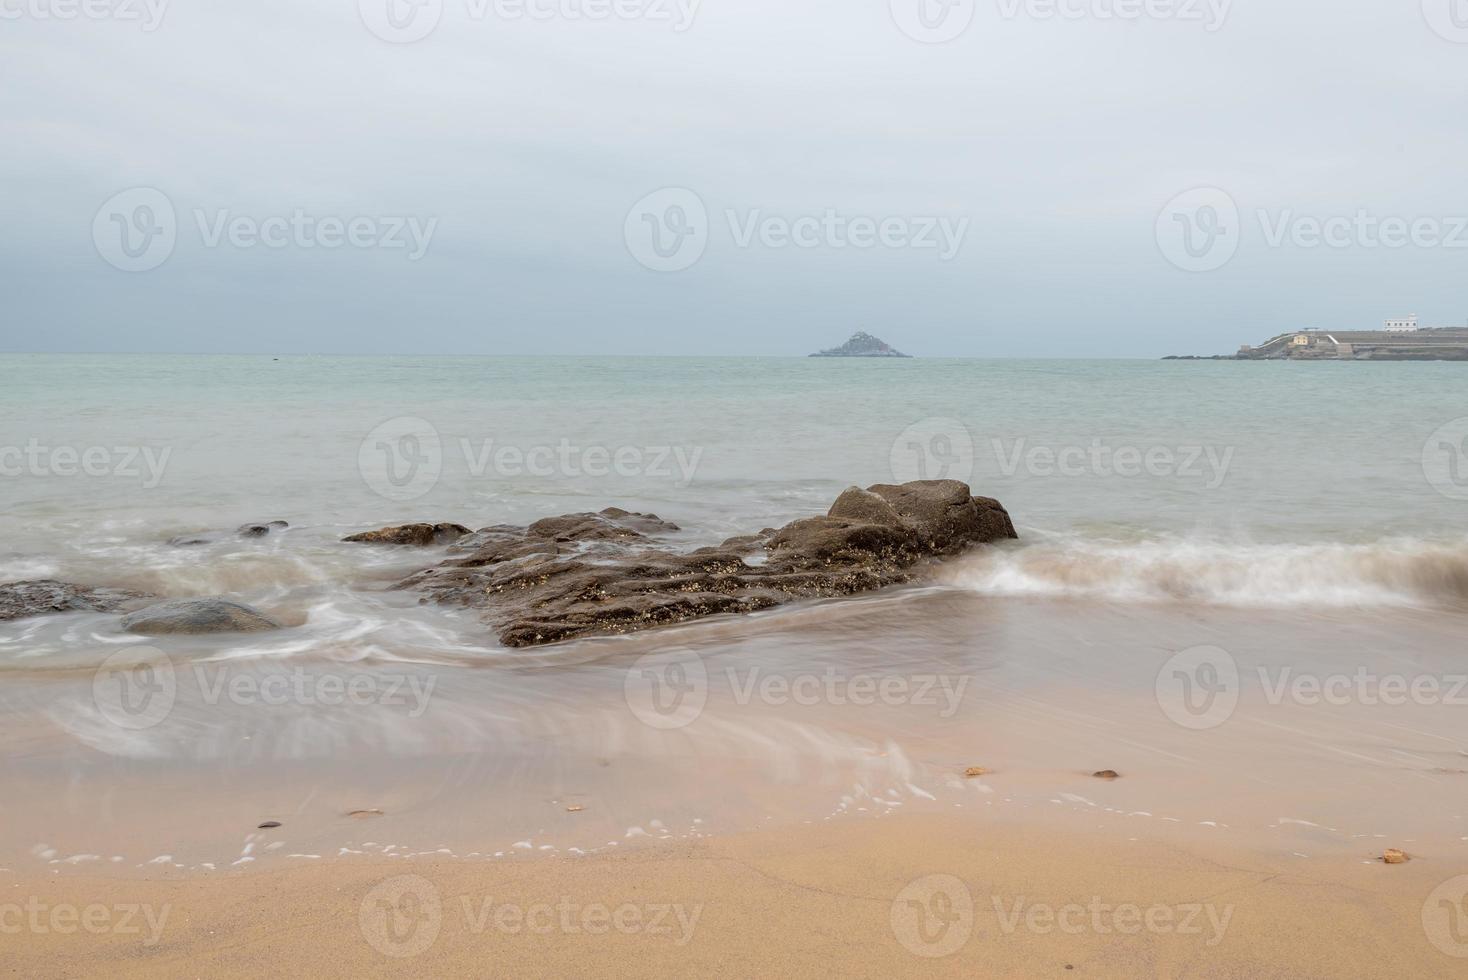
[[121, 598, 282, 635]]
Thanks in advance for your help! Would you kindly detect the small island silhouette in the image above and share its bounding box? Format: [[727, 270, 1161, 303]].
[[809, 331, 911, 358]]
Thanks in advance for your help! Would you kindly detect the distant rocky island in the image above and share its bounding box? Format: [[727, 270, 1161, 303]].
[[810, 332, 911, 358]]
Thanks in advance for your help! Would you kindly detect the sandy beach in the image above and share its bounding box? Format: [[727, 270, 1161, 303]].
[[6, 812, 1463, 978]]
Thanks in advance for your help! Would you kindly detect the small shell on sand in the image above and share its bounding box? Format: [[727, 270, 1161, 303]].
[[963, 767, 990, 778], [257, 821, 282, 829], [1092, 770, 1121, 780], [1382, 848, 1409, 864], [347, 809, 384, 819], [566, 805, 586, 812]]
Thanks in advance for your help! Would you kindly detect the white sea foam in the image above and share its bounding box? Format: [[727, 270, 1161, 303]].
[[947, 534, 1468, 609]]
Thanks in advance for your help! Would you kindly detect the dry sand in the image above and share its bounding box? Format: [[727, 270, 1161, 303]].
[[5, 812, 1463, 978]]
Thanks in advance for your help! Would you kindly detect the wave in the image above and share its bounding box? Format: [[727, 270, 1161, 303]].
[[945, 534, 1468, 609]]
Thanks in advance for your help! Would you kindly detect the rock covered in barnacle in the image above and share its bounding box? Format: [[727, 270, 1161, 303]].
[[0, 580, 152, 622], [395, 480, 1016, 648], [342, 522, 470, 546]]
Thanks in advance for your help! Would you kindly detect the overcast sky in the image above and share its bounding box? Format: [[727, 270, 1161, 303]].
[[3, 0, 1466, 357]]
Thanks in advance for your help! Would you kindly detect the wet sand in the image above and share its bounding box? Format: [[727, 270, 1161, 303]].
[[4, 594, 1468, 975], [5, 812, 1464, 978]]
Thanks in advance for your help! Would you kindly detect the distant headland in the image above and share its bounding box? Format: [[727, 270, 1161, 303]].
[[810, 332, 911, 358], [1166, 316, 1468, 361]]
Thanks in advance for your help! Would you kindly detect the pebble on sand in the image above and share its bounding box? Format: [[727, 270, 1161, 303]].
[[1382, 848, 1409, 864], [257, 821, 282, 829], [963, 767, 990, 778], [1092, 770, 1121, 780]]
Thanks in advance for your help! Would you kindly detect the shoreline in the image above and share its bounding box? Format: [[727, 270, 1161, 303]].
[[5, 812, 1463, 978]]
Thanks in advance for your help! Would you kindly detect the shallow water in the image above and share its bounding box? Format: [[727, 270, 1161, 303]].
[[2, 355, 1467, 874]]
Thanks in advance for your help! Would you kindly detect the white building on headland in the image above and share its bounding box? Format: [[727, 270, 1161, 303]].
[[1384, 314, 1419, 332]]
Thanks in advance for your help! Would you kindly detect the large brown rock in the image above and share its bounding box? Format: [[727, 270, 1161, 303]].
[[0, 580, 152, 622], [398, 480, 1015, 648]]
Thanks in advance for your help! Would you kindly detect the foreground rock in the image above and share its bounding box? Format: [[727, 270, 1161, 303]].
[[396, 480, 1015, 647], [120, 598, 282, 635], [0, 580, 152, 622], [343, 523, 470, 546]]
